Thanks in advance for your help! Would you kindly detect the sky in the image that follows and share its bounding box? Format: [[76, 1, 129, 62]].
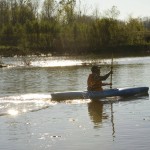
[[80, 0, 150, 20], [40, 0, 150, 20]]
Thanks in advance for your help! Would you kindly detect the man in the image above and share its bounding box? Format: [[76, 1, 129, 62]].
[[87, 65, 112, 91]]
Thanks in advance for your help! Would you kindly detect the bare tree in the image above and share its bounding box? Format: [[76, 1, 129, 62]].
[[104, 6, 120, 19]]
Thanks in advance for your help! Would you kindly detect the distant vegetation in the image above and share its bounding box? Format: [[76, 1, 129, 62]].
[[0, 0, 150, 56]]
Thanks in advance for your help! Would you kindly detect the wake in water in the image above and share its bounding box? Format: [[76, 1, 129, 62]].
[[0, 93, 91, 116], [0, 93, 55, 116]]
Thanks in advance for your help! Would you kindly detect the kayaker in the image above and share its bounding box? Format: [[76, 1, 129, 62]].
[[87, 65, 112, 91]]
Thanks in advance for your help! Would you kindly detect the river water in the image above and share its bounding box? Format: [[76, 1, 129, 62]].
[[0, 56, 150, 150]]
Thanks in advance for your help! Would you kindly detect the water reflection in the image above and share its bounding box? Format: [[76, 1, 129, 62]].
[[88, 100, 108, 128], [111, 103, 115, 139], [88, 100, 116, 140], [0, 56, 150, 150]]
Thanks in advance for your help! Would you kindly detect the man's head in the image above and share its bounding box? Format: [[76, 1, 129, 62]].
[[91, 65, 100, 74]]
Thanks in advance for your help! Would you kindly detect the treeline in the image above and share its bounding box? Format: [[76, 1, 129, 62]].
[[0, 0, 150, 56]]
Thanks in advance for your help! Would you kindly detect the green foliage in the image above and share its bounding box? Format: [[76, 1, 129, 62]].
[[0, 0, 10, 27], [89, 18, 121, 51], [125, 18, 145, 45], [0, 1, 149, 56], [0, 24, 15, 46], [58, 0, 76, 24]]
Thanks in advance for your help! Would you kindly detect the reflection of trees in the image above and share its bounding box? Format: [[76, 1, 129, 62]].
[[88, 100, 108, 128]]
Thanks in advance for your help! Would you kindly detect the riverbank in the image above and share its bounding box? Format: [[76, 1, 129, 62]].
[[0, 44, 150, 57]]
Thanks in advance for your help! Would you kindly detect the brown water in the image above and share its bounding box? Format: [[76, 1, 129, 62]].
[[0, 56, 150, 150]]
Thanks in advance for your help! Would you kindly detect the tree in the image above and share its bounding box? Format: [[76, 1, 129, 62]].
[[104, 6, 120, 20], [89, 18, 112, 51], [58, 0, 76, 24], [41, 0, 56, 21], [0, 0, 10, 27], [126, 17, 145, 45], [1, 24, 15, 46]]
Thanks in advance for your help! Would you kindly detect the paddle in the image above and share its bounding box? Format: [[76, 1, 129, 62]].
[[110, 53, 113, 89], [110, 53, 115, 139]]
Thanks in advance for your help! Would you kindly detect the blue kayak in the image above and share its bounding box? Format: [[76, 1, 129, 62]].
[[51, 87, 149, 100]]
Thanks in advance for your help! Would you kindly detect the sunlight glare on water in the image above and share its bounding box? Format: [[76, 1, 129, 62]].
[[0, 56, 150, 150], [7, 109, 19, 116], [114, 56, 150, 65], [64, 99, 91, 104], [2, 56, 114, 68], [32, 59, 83, 67], [1, 56, 150, 69], [0, 93, 55, 116]]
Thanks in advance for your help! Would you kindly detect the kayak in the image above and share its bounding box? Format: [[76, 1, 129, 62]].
[[51, 87, 149, 100]]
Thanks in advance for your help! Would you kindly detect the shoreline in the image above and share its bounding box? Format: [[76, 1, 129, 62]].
[[0, 45, 150, 57]]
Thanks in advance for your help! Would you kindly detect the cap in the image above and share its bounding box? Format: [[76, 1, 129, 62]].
[[91, 65, 100, 72]]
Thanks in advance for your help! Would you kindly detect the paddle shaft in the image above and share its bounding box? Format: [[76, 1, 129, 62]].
[[110, 53, 113, 89]]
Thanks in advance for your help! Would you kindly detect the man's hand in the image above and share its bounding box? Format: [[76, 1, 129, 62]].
[[109, 70, 113, 75]]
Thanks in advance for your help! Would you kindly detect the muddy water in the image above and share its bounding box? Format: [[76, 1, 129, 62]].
[[0, 56, 149, 150]]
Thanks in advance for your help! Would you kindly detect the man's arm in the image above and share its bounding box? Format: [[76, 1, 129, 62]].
[[99, 71, 112, 81]]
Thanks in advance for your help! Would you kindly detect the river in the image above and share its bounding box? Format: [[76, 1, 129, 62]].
[[0, 56, 150, 150]]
